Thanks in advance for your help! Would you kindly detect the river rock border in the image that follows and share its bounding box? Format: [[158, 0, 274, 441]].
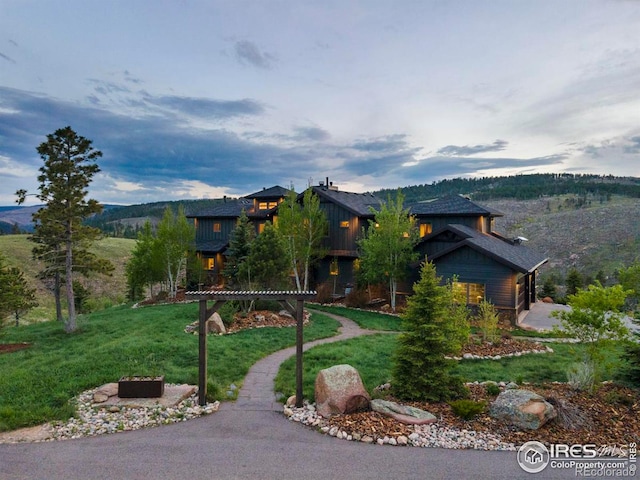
[[284, 400, 516, 451], [447, 345, 554, 361], [1, 386, 219, 443]]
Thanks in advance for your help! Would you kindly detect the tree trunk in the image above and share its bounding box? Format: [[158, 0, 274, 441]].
[[54, 270, 63, 322], [65, 230, 76, 333], [390, 277, 397, 312]]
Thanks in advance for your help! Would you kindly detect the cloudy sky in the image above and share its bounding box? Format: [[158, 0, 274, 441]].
[[1, 1, 639, 206]]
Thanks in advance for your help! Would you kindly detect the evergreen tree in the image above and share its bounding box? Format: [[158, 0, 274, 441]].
[[540, 276, 557, 300], [0, 254, 38, 327], [392, 261, 467, 402], [223, 210, 255, 288], [16, 126, 105, 332], [241, 222, 290, 290], [358, 190, 418, 312], [565, 268, 583, 296]]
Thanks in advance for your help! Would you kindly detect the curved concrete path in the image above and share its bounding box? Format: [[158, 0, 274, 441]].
[[0, 311, 571, 480]]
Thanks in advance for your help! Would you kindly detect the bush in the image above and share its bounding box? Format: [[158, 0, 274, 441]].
[[314, 281, 333, 304], [254, 299, 282, 312], [477, 300, 499, 343], [485, 383, 501, 396], [218, 301, 240, 328], [620, 341, 640, 388], [567, 360, 596, 391], [343, 287, 367, 308], [449, 399, 486, 420]]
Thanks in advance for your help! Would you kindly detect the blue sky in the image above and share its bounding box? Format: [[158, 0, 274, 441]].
[[1, 0, 639, 206]]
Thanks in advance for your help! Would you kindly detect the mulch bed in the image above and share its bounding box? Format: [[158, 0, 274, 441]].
[[327, 381, 640, 449], [0, 343, 32, 354], [226, 310, 303, 333], [462, 337, 549, 356]]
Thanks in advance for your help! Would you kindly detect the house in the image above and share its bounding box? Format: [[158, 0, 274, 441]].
[[188, 182, 547, 322], [188, 185, 289, 285], [408, 195, 548, 321]]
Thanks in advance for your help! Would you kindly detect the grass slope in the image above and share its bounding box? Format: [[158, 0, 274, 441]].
[[0, 303, 340, 431], [0, 235, 134, 323], [274, 334, 626, 401]]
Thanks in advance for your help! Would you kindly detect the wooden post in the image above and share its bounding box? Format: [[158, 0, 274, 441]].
[[295, 298, 304, 408], [198, 299, 208, 406]]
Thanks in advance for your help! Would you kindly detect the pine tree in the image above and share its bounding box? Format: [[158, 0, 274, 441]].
[[0, 254, 38, 327], [392, 261, 467, 402], [565, 268, 583, 296], [16, 126, 105, 332], [223, 210, 255, 288]]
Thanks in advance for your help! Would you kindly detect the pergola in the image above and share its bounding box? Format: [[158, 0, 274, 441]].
[[184, 290, 317, 407]]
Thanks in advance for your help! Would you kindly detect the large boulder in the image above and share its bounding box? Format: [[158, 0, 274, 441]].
[[371, 399, 437, 425], [489, 389, 556, 430], [207, 312, 226, 334], [314, 364, 370, 418]]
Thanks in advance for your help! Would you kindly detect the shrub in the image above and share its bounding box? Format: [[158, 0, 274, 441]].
[[449, 399, 486, 420], [477, 300, 499, 343], [620, 341, 640, 388], [545, 396, 591, 430], [485, 383, 501, 396], [218, 301, 240, 328], [314, 281, 333, 304], [567, 360, 596, 391], [345, 288, 369, 308], [254, 299, 282, 312]]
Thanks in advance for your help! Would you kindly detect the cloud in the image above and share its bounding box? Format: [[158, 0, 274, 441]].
[[437, 139, 508, 156], [0, 52, 16, 64], [292, 126, 330, 142], [146, 95, 265, 119], [624, 135, 640, 154], [234, 40, 276, 69]]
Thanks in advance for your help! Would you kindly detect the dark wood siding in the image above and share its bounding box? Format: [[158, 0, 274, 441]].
[[320, 202, 365, 253], [429, 246, 516, 309], [195, 218, 236, 244]]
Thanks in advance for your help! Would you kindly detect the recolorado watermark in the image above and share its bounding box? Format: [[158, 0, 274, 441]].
[[517, 441, 637, 476]]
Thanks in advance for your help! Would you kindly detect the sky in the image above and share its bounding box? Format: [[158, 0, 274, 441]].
[[1, 0, 639, 206]]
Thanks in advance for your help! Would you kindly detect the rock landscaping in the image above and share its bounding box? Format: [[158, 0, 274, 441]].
[[0, 385, 219, 444], [285, 381, 640, 450]]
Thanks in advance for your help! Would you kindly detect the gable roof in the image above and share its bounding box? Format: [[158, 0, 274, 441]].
[[408, 195, 503, 217], [312, 186, 382, 216], [427, 224, 547, 273], [188, 198, 253, 218], [245, 185, 291, 199], [195, 240, 228, 253]]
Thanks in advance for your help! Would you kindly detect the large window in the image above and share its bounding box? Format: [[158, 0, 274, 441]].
[[213, 223, 221, 233], [258, 201, 278, 210], [420, 222, 432, 237], [453, 281, 485, 305], [205, 257, 215, 270]]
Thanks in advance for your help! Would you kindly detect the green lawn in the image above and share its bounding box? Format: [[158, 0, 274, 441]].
[[274, 334, 627, 401], [0, 303, 340, 431], [308, 304, 404, 331]]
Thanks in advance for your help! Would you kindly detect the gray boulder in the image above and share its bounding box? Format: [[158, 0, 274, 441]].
[[371, 399, 436, 425], [489, 389, 556, 430], [207, 312, 226, 334], [314, 364, 370, 418]]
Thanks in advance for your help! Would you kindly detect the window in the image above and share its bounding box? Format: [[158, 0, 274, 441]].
[[204, 257, 215, 270], [420, 223, 432, 237], [258, 201, 278, 210], [340, 220, 350, 228], [453, 281, 485, 305], [213, 223, 221, 233], [258, 223, 265, 234], [330, 258, 339, 276]]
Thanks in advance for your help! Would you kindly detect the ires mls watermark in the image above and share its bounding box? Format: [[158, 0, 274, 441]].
[[517, 441, 637, 476]]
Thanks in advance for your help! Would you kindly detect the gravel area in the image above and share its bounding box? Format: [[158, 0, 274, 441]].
[[0, 385, 219, 444], [284, 393, 516, 451]]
